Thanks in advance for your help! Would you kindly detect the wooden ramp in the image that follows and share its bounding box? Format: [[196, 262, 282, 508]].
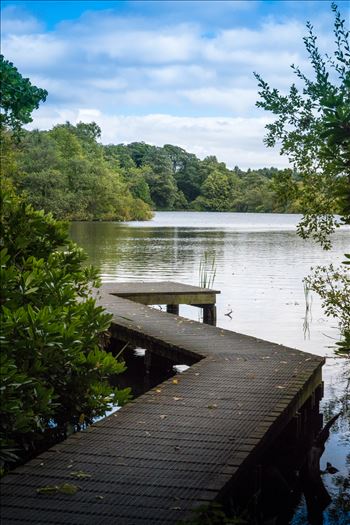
[[0, 282, 324, 524]]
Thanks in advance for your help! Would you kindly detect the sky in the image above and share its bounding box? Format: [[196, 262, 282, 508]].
[[1, 0, 348, 169]]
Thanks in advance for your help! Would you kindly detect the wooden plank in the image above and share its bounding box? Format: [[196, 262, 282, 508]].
[[112, 292, 217, 306], [104, 281, 220, 295], [103, 281, 220, 306], [0, 282, 324, 525]]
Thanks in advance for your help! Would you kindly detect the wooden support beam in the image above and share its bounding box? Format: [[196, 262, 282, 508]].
[[166, 304, 179, 315], [203, 304, 217, 326]]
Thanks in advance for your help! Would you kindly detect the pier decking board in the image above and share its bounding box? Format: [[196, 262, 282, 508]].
[[0, 282, 324, 524], [104, 281, 220, 305]]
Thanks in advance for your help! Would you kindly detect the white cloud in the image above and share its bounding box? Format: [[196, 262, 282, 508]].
[[2, 34, 67, 69], [2, 2, 335, 169], [181, 87, 258, 113], [1, 5, 43, 34]]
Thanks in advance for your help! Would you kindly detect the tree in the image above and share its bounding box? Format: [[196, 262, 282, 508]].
[[163, 145, 203, 203], [254, 3, 349, 249], [0, 58, 131, 471], [255, 3, 349, 348], [143, 148, 178, 209], [10, 124, 153, 221], [193, 170, 232, 211], [0, 55, 47, 136], [0, 190, 131, 467]]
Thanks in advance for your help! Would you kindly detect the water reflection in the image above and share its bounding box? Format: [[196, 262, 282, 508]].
[[70, 214, 349, 355]]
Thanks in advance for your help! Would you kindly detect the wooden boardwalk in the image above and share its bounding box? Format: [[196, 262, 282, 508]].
[[0, 282, 324, 524]]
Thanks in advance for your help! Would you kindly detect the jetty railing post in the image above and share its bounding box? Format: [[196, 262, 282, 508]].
[[166, 304, 179, 315]]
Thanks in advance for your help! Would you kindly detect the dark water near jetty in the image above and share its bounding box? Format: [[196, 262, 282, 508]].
[[70, 212, 350, 524]]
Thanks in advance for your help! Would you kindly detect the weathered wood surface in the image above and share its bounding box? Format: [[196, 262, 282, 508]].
[[0, 283, 324, 524], [103, 281, 220, 307]]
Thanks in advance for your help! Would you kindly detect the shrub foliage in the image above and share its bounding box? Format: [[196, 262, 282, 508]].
[[0, 190, 131, 468]]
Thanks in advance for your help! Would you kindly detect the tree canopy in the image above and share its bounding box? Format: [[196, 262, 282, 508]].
[[255, 2, 349, 353], [254, 2, 350, 248], [7, 126, 338, 220], [0, 55, 130, 471], [0, 55, 48, 135]]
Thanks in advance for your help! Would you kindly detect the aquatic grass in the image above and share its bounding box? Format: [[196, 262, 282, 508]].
[[199, 252, 217, 289], [303, 282, 313, 339]]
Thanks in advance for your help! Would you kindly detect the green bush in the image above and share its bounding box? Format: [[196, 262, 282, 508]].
[[0, 189, 131, 469]]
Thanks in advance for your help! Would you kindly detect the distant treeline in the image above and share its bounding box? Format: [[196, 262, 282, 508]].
[[6, 121, 332, 221]]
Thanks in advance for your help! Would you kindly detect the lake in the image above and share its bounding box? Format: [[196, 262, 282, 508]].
[[70, 211, 350, 524]]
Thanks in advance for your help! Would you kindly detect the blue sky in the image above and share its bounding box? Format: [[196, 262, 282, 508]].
[[1, 1, 347, 168]]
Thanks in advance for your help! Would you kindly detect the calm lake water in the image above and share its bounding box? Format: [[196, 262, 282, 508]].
[[70, 212, 350, 524]]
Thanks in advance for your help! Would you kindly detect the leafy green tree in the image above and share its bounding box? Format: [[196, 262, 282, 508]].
[[234, 171, 275, 212], [163, 145, 203, 204], [125, 166, 153, 205], [0, 58, 131, 471], [104, 144, 136, 170], [254, 2, 349, 248], [11, 124, 153, 221], [268, 169, 301, 213], [143, 148, 178, 209], [255, 3, 349, 351], [193, 170, 231, 211], [0, 55, 47, 136], [127, 142, 156, 167]]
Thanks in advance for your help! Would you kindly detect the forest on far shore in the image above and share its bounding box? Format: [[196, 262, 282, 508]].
[[5, 121, 339, 221]]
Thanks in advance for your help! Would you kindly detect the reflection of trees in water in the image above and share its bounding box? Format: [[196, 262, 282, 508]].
[[327, 459, 350, 525], [70, 222, 226, 279], [322, 363, 350, 523], [291, 360, 349, 525], [291, 461, 350, 525], [322, 360, 350, 444]]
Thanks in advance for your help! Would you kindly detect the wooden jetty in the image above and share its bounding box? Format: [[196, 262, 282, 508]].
[[0, 282, 324, 524], [103, 281, 220, 324]]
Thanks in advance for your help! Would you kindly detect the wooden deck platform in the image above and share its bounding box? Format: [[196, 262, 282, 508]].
[[107, 281, 220, 324], [0, 282, 324, 524]]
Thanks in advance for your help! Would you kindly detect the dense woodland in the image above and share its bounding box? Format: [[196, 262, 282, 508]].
[[5, 121, 328, 221]]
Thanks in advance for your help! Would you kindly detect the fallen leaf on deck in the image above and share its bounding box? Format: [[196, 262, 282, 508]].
[[172, 379, 179, 384], [173, 397, 182, 401], [59, 483, 80, 495], [70, 470, 92, 479], [37, 483, 80, 496], [156, 389, 162, 393], [160, 414, 167, 419], [207, 404, 217, 409], [37, 485, 59, 495]]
